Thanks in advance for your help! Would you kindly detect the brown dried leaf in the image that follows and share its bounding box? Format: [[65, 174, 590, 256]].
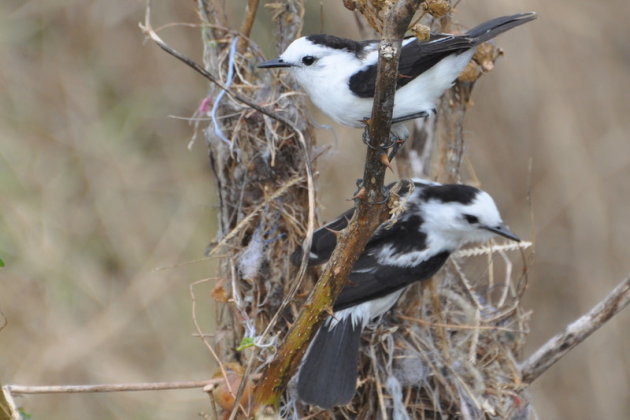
[[411, 23, 431, 41], [211, 278, 230, 302], [474, 42, 500, 72], [210, 363, 253, 412], [343, 0, 357, 11], [457, 60, 482, 82], [423, 0, 450, 18]]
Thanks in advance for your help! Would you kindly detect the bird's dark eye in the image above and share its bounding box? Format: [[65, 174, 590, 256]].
[[302, 55, 316, 66], [464, 214, 479, 224]]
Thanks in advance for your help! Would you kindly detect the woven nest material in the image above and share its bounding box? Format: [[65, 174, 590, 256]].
[[200, 29, 316, 371], [279, 241, 533, 419]]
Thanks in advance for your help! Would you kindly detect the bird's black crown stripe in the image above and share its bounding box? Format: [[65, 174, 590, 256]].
[[421, 184, 479, 205], [306, 34, 367, 55]]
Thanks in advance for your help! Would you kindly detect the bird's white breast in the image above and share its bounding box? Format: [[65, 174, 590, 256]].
[[292, 55, 373, 128]]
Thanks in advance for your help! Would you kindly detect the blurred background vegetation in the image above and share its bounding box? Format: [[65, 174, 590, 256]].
[[0, 1, 628, 419]]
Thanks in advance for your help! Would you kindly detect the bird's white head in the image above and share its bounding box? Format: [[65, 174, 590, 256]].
[[258, 35, 371, 94], [415, 184, 520, 250]]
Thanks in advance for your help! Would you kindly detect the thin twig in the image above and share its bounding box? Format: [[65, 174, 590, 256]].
[[369, 344, 388, 420], [205, 176, 304, 258], [140, 1, 298, 129], [398, 315, 525, 333], [190, 277, 250, 417], [519, 275, 630, 384], [0, 310, 6, 333], [1, 387, 18, 420], [450, 258, 483, 310], [6, 380, 224, 394], [428, 278, 451, 363], [189, 278, 235, 394], [452, 241, 533, 258]]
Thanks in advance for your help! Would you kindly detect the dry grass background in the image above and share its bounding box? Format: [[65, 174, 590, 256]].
[[0, 1, 628, 419]]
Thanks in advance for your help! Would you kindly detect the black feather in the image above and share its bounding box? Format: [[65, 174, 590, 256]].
[[464, 12, 536, 44], [290, 180, 420, 266], [306, 34, 371, 57], [333, 252, 449, 311], [297, 317, 362, 409], [349, 12, 536, 98], [290, 207, 355, 266], [421, 184, 478, 204]]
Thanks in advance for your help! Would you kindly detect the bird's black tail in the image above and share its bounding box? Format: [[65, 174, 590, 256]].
[[297, 316, 362, 409], [466, 12, 536, 45]]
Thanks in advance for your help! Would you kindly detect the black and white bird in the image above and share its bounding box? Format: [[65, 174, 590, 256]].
[[293, 180, 520, 409], [259, 13, 535, 140]]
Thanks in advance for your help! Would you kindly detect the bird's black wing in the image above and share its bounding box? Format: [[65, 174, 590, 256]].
[[348, 33, 472, 98], [332, 213, 449, 311], [333, 251, 449, 311], [348, 12, 536, 98], [395, 35, 474, 90], [396, 13, 536, 90], [290, 179, 420, 266], [290, 207, 356, 266]]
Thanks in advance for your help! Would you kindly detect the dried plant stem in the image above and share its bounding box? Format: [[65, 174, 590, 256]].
[[369, 344, 388, 420], [520, 274, 630, 384], [428, 278, 451, 362], [237, 0, 259, 52], [140, 1, 298, 129], [398, 315, 525, 333], [4, 380, 224, 394], [433, 83, 475, 183], [205, 175, 305, 258], [252, 0, 422, 409], [1, 387, 18, 420], [190, 278, 237, 401]]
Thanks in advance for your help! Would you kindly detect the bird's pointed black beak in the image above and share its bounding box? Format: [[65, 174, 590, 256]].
[[258, 58, 293, 68], [482, 223, 520, 242]]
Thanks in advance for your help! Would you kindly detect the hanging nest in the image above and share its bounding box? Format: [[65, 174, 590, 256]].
[[283, 241, 534, 419], [197, 1, 317, 396]]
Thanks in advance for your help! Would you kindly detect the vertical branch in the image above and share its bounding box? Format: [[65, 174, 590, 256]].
[[198, 0, 230, 39], [394, 123, 434, 178], [267, 0, 305, 51], [432, 83, 475, 182], [237, 0, 260, 52], [252, 0, 422, 410]]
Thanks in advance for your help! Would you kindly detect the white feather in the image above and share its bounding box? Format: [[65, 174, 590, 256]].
[[276, 38, 474, 130], [328, 290, 405, 329]]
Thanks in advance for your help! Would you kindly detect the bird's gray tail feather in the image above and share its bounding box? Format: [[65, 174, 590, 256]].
[[466, 12, 536, 45], [297, 317, 362, 409]]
